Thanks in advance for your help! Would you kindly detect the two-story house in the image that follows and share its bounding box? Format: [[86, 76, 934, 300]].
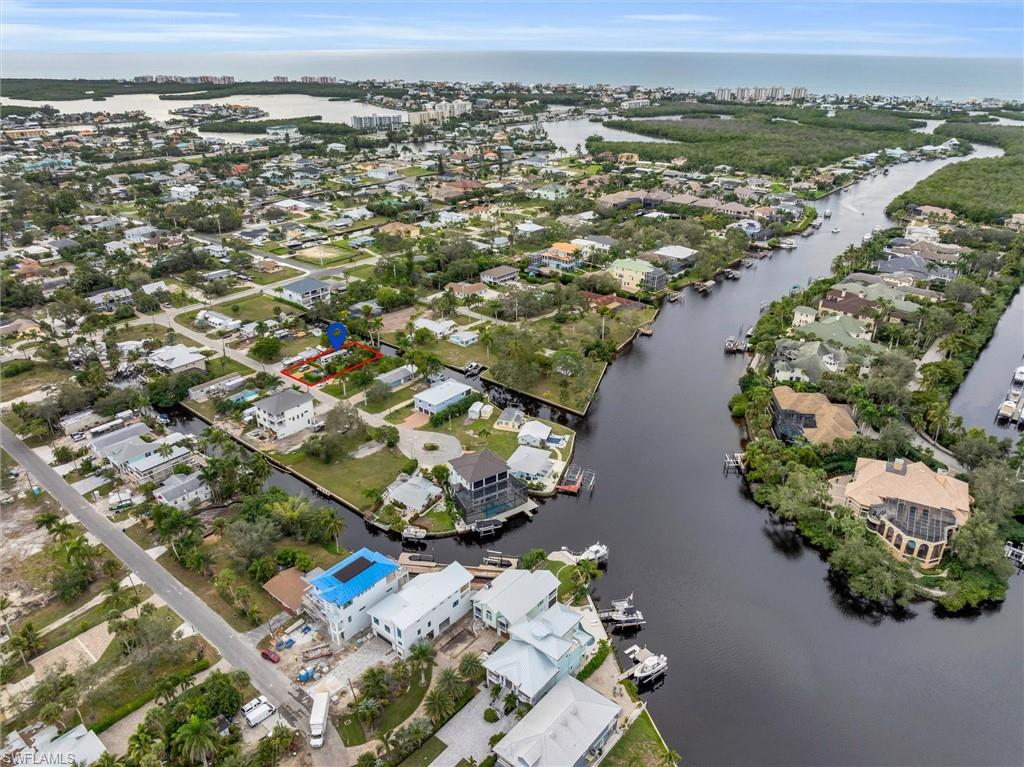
[[471, 568, 559, 636], [252, 389, 315, 439]]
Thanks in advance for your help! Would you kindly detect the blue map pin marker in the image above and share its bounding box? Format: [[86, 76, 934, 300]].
[[326, 322, 348, 351]]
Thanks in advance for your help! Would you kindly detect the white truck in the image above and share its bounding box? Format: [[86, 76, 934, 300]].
[[244, 701, 277, 728], [309, 692, 329, 749]]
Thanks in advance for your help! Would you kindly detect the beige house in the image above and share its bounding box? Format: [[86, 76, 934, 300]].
[[770, 386, 857, 446], [843, 458, 971, 569]]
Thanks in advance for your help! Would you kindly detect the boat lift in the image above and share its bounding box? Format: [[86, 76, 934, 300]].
[[557, 464, 596, 495]]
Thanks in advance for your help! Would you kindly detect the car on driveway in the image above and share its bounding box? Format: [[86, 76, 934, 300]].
[[261, 649, 280, 663]]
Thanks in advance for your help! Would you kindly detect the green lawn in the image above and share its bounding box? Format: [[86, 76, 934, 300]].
[[344, 263, 377, 280], [244, 334, 321, 364], [399, 736, 447, 767], [538, 559, 593, 601], [34, 586, 154, 656], [415, 507, 455, 534], [337, 712, 367, 746], [181, 294, 302, 328], [400, 166, 433, 177], [248, 265, 304, 285], [385, 333, 491, 373], [206, 355, 255, 377], [378, 666, 433, 732], [278, 447, 409, 512], [601, 710, 673, 767], [104, 324, 200, 346], [363, 383, 423, 413], [296, 243, 363, 266]]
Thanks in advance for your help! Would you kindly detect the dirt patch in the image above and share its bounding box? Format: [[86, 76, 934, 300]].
[[401, 411, 430, 429], [381, 306, 417, 333]]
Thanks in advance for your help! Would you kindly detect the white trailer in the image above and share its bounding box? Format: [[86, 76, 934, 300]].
[[309, 692, 329, 748]]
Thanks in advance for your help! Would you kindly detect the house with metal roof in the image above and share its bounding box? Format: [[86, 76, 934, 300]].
[[253, 389, 314, 439], [303, 548, 407, 644], [492, 676, 620, 767], [383, 473, 443, 514], [374, 364, 418, 391], [153, 470, 211, 510], [281, 277, 334, 309], [471, 568, 559, 636], [413, 379, 472, 415], [483, 602, 595, 705], [368, 562, 472, 657]]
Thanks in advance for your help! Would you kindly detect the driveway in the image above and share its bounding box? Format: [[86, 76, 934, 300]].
[[360, 408, 462, 468], [308, 635, 395, 701], [431, 689, 514, 767]]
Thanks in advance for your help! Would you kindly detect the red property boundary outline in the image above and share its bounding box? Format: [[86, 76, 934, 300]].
[[281, 340, 384, 387]]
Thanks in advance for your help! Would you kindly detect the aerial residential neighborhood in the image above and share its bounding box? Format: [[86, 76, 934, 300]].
[[0, 3, 1022, 766]]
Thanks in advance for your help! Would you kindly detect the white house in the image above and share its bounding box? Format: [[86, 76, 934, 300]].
[[195, 309, 241, 333], [383, 473, 443, 514], [281, 277, 333, 308], [147, 344, 207, 374], [3, 723, 108, 767], [517, 420, 552, 447], [472, 569, 559, 636], [448, 330, 479, 347], [303, 548, 407, 645], [492, 676, 620, 767], [252, 389, 315, 439], [508, 445, 554, 482], [367, 562, 472, 657], [367, 167, 400, 181], [413, 317, 457, 338], [169, 184, 199, 201], [495, 407, 525, 432], [413, 380, 472, 415], [153, 471, 212, 510]]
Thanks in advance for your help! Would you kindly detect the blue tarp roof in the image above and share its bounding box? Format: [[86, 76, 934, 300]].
[[307, 548, 397, 606]]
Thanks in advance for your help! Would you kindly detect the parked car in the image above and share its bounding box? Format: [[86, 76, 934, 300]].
[[261, 649, 280, 663]]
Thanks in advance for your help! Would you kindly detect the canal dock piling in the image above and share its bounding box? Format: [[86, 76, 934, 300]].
[[723, 453, 747, 474]]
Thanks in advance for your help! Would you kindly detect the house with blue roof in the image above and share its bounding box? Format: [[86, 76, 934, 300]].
[[302, 548, 407, 645]]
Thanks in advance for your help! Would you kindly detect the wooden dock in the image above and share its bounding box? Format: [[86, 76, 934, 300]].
[[723, 453, 746, 474], [397, 552, 517, 581]]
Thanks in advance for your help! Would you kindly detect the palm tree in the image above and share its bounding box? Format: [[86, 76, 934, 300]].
[[361, 665, 391, 701], [15, 623, 41, 658], [0, 594, 12, 638], [322, 513, 345, 552], [92, 753, 124, 767], [457, 652, 483, 683], [171, 715, 219, 767], [575, 559, 600, 589], [424, 687, 455, 726], [408, 641, 435, 686], [354, 696, 382, 733], [435, 667, 466, 702], [378, 728, 400, 762], [662, 748, 682, 766], [404, 717, 431, 750], [155, 677, 179, 705], [127, 726, 163, 765]]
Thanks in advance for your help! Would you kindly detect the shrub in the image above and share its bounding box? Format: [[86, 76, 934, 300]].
[[1, 359, 35, 377], [488, 732, 505, 747], [577, 640, 610, 682], [483, 707, 499, 723]]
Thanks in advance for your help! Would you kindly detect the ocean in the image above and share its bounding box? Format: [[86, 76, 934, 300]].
[[4, 50, 1021, 100]]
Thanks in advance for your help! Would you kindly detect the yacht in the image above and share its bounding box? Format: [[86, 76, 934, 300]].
[[624, 645, 668, 682], [831, 227, 841, 234], [1013, 365, 1024, 385], [823, 208, 832, 218], [778, 239, 797, 249], [577, 541, 609, 566], [598, 594, 646, 629], [401, 526, 426, 541]]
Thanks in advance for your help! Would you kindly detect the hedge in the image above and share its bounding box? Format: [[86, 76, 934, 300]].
[[428, 393, 483, 427], [577, 639, 610, 682], [91, 658, 211, 733]]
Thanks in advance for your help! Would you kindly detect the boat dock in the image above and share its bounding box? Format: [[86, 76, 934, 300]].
[[994, 361, 1024, 426], [723, 452, 747, 474], [397, 552, 517, 581], [619, 644, 668, 682], [556, 464, 596, 495], [598, 593, 646, 630], [724, 336, 749, 354]]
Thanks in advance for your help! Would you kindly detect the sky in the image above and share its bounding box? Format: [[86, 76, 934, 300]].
[[2, 0, 1022, 58]]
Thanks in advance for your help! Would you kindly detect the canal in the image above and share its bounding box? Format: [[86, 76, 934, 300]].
[[172, 143, 1022, 766]]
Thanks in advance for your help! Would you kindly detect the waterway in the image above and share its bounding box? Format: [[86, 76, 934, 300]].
[[171, 143, 1021, 765]]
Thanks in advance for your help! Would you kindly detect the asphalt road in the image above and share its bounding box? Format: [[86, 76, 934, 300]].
[[0, 423, 348, 766]]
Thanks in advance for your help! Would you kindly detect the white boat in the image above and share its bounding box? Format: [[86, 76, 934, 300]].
[[778, 239, 797, 249], [823, 209, 832, 218], [1013, 366, 1024, 385], [624, 644, 668, 682], [578, 541, 609, 565], [401, 526, 426, 540], [598, 594, 646, 628], [873, 225, 882, 232], [862, 233, 873, 242], [831, 227, 841, 234]]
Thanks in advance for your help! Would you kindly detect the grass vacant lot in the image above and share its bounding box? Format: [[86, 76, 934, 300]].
[[248, 264, 304, 285], [362, 382, 423, 413], [539, 559, 580, 600], [602, 710, 672, 767], [181, 294, 302, 328], [423, 411, 574, 462], [415, 507, 455, 534], [206, 355, 255, 377], [35, 586, 154, 656], [277, 446, 409, 512], [0, 363, 69, 401], [295, 243, 364, 267], [104, 324, 200, 346], [398, 736, 447, 767]]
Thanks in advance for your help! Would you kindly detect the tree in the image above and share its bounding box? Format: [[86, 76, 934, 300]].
[[435, 667, 466, 702], [551, 348, 584, 377], [457, 652, 483, 683], [171, 714, 219, 767], [360, 665, 391, 701], [250, 336, 283, 363], [408, 641, 435, 685], [424, 687, 455, 726], [517, 548, 546, 570], [128, 727, 165, 767], [354, 696, 383, 733], [322, 513, 345, 552]]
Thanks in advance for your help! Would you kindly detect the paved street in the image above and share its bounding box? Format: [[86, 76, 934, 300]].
[[0, 423, 348, 767]]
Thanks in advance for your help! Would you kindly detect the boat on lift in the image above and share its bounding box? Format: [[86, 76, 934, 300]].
[[401, 526, 427, 541], [778, 239, 798, 249], [598, 594, 646, 629], [624, 644, 668, 683], [823, 208, 832, 218], [831, 227, 840, 234], [577, 541, 609, 566], [1013, 365, 1024, 385]]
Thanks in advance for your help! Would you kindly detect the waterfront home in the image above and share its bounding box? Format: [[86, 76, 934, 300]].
[[570, 234, 615, 254], [303, 548, 407, 645], [382, 473, 443, 515], [495, 407, 526, 431], [606, 258, 668, 293], [480, 265, 520, 285], [792, 306, 817, 328], [413, 317, 458, 338], [449, 450, 530, 524], [374, 364, 418, 391], [771, 339, 849, 384], [153, 470, 212, 510], [483, 602, 595, 705], [508, 445, 554, 482], [252, 389, 315, 439], [872, 253, 957, 282], [414, 379, 472, 415], [492, 676, 620, 767], [797, 314, 882, 351], [517, 420, 552, 447], [280, 277, 333, 309], [367, 562, 472, 658], [770, 386, 857, 446], [448, 330, 479, 347], [125, 438, 193, 484], [843, 458, 971, 569], [472, 568, 559, 636], [86, 287, 133, 312], [146, 344, 207, 375]]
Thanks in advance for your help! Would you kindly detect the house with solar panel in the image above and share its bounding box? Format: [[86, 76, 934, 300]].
[[302, 548, 407, 645]]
